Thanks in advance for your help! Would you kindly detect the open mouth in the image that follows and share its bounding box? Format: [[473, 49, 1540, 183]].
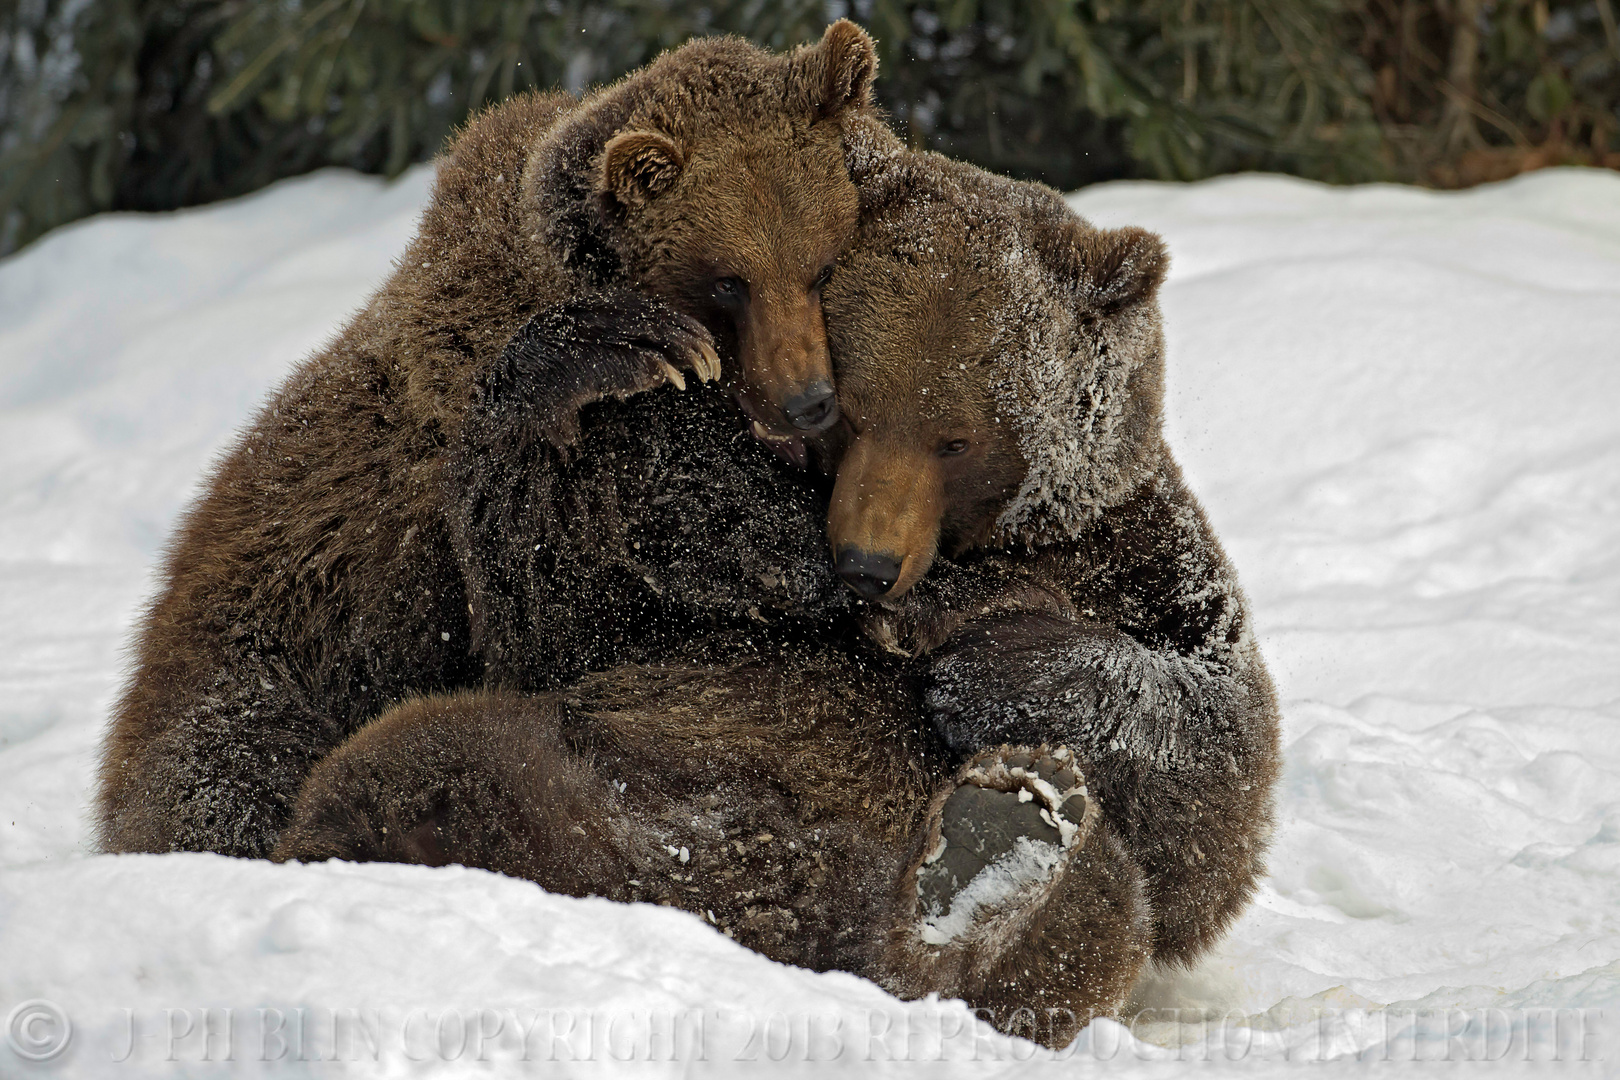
[[736, 394, 812, 470], [749, 418, 810, 469]]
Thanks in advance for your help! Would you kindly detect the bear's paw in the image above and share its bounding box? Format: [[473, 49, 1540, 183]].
[[914, 745, 1095, 945]]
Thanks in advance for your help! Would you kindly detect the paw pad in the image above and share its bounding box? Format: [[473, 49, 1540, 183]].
[[915, 745, 1092, 943]]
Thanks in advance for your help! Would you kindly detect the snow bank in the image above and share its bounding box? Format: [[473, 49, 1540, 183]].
[[1, 164, 1617, 1075]]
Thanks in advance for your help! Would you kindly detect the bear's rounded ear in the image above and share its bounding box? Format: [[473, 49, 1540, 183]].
[[598, 130, 685, 211], [1056, 223, 1170, 314], [801, 19, 879, 120]]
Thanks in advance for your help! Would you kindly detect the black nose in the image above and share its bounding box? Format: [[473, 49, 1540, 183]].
[[836, 548, 901, 599], [783, 382, 840, 433]]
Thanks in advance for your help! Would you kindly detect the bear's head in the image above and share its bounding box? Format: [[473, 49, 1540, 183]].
[[529, 20, 882, 442], [822, 152, 1170, 600]]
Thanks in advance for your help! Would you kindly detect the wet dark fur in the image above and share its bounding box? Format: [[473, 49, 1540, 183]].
[[451, 323, 847, 690], [96, 25, 885, 859]]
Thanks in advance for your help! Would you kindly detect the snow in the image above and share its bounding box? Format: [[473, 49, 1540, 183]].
[[2, 164, 1618, 1074]]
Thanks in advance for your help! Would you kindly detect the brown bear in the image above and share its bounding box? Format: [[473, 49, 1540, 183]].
[[272, 141, 1280, 1048], [95, 21, 888, 859], [823, 143, 1283, 971]]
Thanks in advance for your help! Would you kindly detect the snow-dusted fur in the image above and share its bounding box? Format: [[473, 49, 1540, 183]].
[[822, 145, 1282, 966], [839, 123, 1167, 549]]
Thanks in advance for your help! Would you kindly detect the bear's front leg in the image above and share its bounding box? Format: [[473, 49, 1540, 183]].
[[476, 288, 721, 450], [878, 744, 1150, 1049]]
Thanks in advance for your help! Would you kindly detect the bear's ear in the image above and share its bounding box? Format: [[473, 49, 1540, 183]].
[[1054, 223, 1170, 315], [598, 130, 686, 211], [800, 19, 879, 120]]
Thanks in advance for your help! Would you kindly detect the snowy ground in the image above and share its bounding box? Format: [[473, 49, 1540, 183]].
[[1, 163, 1617, 1076]]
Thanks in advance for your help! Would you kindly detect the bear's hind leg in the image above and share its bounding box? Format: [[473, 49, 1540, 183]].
[[273, 690, 638, 901], [879, 745, 1152, 1049]]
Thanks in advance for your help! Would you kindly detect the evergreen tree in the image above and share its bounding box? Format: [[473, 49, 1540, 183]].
[[2, 0, 1614, 255]]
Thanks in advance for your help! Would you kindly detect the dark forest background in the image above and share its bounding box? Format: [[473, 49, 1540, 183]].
[[2, 0, 1617, 255]]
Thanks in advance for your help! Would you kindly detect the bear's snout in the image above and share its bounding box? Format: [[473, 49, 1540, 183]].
[[783, 381, 839, 432], [827, 436, 942, 600], [734, 285, 841, 437], [835, 548, 902, 599]]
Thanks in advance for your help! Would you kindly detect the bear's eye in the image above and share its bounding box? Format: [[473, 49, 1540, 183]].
[[939, 439, 970, 457], [713, 277, 746, 305], [812, 265, 835, 290]]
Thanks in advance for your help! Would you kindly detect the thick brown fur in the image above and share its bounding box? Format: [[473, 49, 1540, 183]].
[[822, 142, 1282, 967], [272, 147, 1277, 1049], [277, 651, 947, 975], [96, 22, 888, 859]]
